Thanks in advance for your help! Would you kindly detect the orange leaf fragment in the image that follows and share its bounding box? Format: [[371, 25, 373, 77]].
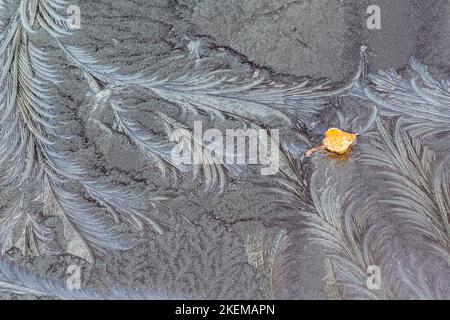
[[306, 128, 357, 157]]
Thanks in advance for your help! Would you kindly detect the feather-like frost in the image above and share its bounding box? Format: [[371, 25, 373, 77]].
[[57, 41, 369, 127], [308, 173, 393, 299], [246, 229, 295, 299], [323, 258, 343, 300], [0, 256, 184, 299], [19, 0, 71, 37], [111, 99, 189, 179], [44, 176, 133, 263], [352, 57, 450, 136], [0, 2, 167, 261], [157, 111, 237, 191], [271, 146, 395, 299], [361, 117, 450, 264]]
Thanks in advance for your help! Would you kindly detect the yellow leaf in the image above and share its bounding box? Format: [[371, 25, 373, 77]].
[[306, 128, 357, 157]]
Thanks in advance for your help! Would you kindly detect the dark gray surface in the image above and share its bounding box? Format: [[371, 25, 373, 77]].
[[1, 0, 450, 300]]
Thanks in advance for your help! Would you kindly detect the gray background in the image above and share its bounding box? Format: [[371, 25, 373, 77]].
[[2, 0, 450, 299]]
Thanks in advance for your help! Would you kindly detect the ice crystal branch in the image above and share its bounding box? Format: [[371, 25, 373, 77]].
[[271, 148, 395, 299], [361, 117, 450, 264], [53, 41, 370, 188], [352, 57, 450, 136], [156, 111, 238, 191], [57, 39, 354, 126], [0, 0, 168, 262], [309, 173, 394, 299], [245, 229, 295, 299], [0, 256, 184, 299]]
